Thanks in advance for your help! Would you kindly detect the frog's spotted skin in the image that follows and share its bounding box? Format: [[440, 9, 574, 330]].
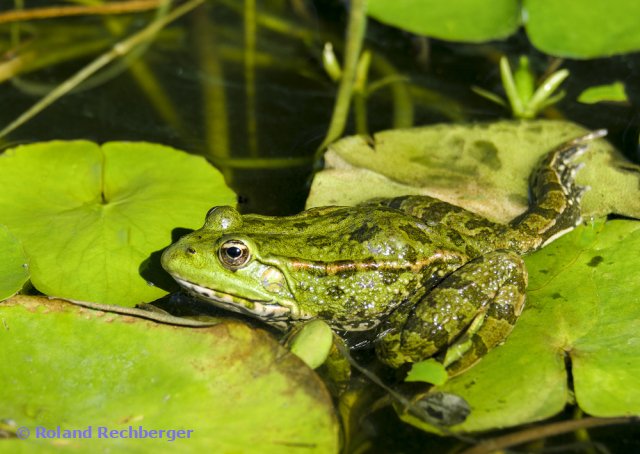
[[161, 131, 604, 375]]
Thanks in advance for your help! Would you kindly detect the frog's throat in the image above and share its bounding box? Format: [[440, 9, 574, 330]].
[[173, 277, 308, 322]]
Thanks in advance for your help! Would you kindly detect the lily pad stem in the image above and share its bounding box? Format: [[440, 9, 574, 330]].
[[61, 298, 218, 327]]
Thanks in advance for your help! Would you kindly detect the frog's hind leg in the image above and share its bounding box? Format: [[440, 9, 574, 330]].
[[376, 250, 527, 375], [509, 129, 607, 253]]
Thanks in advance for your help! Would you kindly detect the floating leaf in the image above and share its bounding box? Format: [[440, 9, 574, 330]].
[[308, 120, 640, 222], [578, 82, 629, 104], [524, 0, 640, 58], [405, 359, 448, 386], [0, 225, 29, 300], [367, 0, 520, 42], [400, 220, 640, 432], [0, 141, 235, 306], [287, 320, 335, 369], [0, 296, 339, 452], [367, 0, 640, 58]]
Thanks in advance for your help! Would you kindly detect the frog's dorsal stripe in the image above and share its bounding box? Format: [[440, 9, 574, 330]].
[[288, 250, 467, 275]]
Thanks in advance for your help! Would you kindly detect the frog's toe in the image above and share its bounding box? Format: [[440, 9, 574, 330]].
[[558, 142, 588, 163], [555, 130, 606, 171], [559, 129, 607, 160], [558, 163, 588, 203]]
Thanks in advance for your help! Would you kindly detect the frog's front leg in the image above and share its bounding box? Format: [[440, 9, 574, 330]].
[[376, 250, 527, 376]]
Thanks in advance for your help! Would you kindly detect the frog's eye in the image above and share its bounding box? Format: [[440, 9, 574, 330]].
[[218, 240, 251, 269]]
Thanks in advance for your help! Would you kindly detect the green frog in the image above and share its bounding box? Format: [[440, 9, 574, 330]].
[[161, 131, 604, 375]]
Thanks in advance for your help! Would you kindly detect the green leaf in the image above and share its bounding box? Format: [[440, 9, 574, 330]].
[[287, 320, 335, 369], [367, 0, 520, 42], [578, 82, 629, 104], [401, 220, 640, 432], [0, 225, 29, 300], [307, 120, 640, 222], [0, 296, 339, 452], [366, 0, 640, 57], [0, 141, 236, 306], [405, 359, 448, 386], [524, 0, 640, 58]]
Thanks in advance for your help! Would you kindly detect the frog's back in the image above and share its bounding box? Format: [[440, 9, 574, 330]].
[[241, 205, 469, 263]]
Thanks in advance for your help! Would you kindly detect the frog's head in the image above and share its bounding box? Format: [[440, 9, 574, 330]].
[[161, 206, 306, 327]]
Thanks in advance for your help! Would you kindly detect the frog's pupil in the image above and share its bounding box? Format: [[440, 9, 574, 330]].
[[227, 246, 242, 258], [218, 240, 250, 269]]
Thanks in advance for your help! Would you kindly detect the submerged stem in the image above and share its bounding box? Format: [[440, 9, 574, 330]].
[[0, 0, 205, 139], [244, 0, 258, 156], [314, 0, 368, 162]]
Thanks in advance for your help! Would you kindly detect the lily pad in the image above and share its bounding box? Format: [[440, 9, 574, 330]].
[[0, 225, 29, 300], [368, 0, 520, 42], [367, 1, 640, 58], [308, 120, 640, 222], [524, 0, 640, 58], [399, 220, 640, 432], [0, 141, 236, 306], [0, 296, 339, 452]]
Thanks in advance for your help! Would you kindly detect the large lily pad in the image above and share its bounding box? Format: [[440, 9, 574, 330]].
[[0, 141, 235, 306], [367, 0, 640, 58], [368, 0, 520, 42], [400, 219, 640, 432], [0, 225, 29, 300], [308, 120, 640, 222], [524, 0, 640, 58], [0, 296, 339, 452]]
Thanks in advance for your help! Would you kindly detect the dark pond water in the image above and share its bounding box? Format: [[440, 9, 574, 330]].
[[2, 1, 639, 216], [1, 1, 639, 451]]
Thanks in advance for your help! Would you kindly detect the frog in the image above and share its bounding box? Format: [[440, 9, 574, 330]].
[[161, 130, 604, 375]]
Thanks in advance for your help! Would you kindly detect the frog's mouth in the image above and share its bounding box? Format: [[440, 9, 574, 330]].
[[173, 277, 292, 322]]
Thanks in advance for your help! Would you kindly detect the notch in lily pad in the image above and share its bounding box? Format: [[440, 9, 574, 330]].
[[0, 225, 29, 300]]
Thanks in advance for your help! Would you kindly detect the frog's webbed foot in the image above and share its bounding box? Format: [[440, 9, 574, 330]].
[[510, 129, 607, 253], [375, 250, 527, 375]]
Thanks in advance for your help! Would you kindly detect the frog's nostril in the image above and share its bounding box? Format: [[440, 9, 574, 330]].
[[187, 247, 196, 255]]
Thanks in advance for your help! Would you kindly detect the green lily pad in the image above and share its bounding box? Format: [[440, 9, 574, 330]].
[[367, 1, 640, 58], [0, 225, 29, 300], [399, 219, 640, 432], [524, 0, 640, 58], [0, 296, 339, 452], [0, 141, 236, 306], [308, 120, 640, 222], [368, 0, 520, 42]]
